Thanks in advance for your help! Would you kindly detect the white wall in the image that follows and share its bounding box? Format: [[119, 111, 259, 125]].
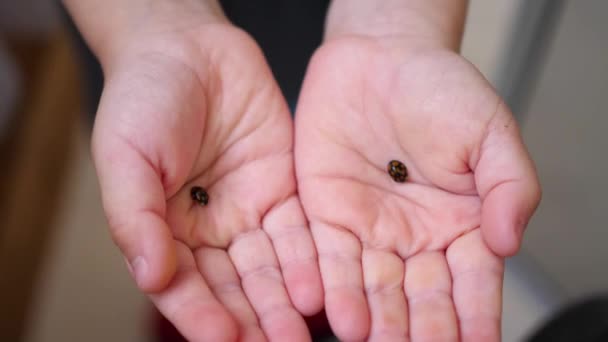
[[521, 0, 608, 298], [462, 0, 524, 85]]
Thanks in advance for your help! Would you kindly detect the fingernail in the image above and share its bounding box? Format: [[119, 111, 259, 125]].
[[126, 256, 148, 286]]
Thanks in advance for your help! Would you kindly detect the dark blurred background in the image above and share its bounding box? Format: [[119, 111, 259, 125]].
[[0, 1, 606, 341]]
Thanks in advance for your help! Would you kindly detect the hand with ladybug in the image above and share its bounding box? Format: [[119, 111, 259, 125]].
[[65, 0, 323, 340], [294, 1, 541, 341]]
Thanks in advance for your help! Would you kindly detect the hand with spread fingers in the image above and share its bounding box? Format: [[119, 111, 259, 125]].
[[65, 1, 323, 340], [294, 2, 541, 341]]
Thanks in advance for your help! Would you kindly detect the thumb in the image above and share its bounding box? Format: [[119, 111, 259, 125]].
[[92, 131, 177, 293], [473, 105, 541, 256]]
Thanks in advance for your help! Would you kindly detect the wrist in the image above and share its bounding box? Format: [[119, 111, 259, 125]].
[[324, 0, 468, 52], [64, 0, 227, 69]]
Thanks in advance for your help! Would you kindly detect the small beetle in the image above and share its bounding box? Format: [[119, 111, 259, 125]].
[[190, 186, 209, 206], [387, 160, 408, 183]]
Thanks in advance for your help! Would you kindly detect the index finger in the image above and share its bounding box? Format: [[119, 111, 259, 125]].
[[447, 229, 504, 342]]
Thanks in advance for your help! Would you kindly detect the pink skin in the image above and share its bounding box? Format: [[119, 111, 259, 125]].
[[91, 9, 540, 340], [295, 37, 541, 341], [92, 24, 323, 341]]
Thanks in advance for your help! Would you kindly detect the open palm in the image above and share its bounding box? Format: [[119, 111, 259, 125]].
[[93, 24, 322, 341], [295, 37, 540, 341]]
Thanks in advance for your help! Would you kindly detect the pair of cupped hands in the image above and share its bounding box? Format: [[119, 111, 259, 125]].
[[92, 16, 540, 342]]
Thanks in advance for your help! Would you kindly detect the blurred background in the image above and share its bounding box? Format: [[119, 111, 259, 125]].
[[0, 0, 606, 341]]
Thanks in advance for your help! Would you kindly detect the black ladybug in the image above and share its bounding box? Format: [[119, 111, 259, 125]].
[[387, 160, 408, 183], [190, 186, 209, 206]]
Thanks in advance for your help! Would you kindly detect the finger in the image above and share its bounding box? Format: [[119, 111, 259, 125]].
[[263, 196, 323, 316], [473, 106, 542, 256], [229, 229, 310, 341], [195, 247, 266, 341], [311, 222, 369, 341], [404, 251, 458, 341], [362, 249, 408, 341], [447, 230, 503, 342], [149, 242, 237, 341], [93, 137, 176, 292]]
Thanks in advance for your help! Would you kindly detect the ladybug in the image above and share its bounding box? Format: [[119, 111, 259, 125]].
[[190, 186, 209, 206], [387, 160, 408, 183]]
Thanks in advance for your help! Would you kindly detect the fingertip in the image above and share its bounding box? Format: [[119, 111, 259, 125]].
[[126, 251, 177, 294], [326, 289, 370, 341], [121, 220, 177, 293], [284, 263, 324, 316], [140, 237, 178, 293], [261, 309, 311, 342], [176, 299, 239, 342], [197, 307, 239, 342], [480, 182, 539, 257], [480, 212, 521, 257]]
